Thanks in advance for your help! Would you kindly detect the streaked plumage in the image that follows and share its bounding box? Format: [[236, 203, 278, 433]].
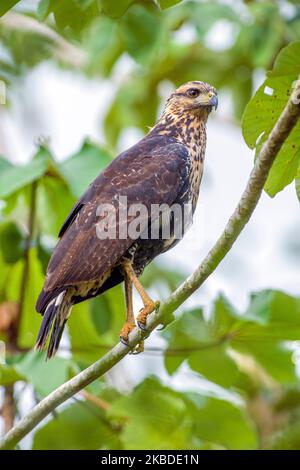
[[36, 81, 217, 358]]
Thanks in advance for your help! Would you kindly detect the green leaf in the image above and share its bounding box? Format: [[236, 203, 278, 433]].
[[33, 401, 121, 449], [120, 5, 164, 64], [156, 0, 182, 10], [0, 1, 21, 17], [0, 221, 24, 264], [0, 147, 52, 199], [109, 377, 257, 450], [0, 363, 24, 386], [36, 175, 75, 235], [228, 290, 300, 384], [37, 0, 50, 21], [242, 290, 300, 339], [45, 0, 99, 33], [242, 41, 300, 197], [188, 345, 239, 388], [84, 16, 124, 76], [99, 0, 134, 19], [68, 302, 106, 364], [187, 393, 257, 450], [108, 377, 194, 449], [59, 141, 112, 198], [163, 309, 239, 387], [69, 284, 125, 364], [233, 341, 296, 384], [14, 350, 71, 397]]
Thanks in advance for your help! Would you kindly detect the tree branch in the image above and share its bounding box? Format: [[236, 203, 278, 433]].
[[1, 83, 300, 450]]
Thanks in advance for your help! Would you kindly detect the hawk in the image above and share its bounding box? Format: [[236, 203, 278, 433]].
[[35, 81, 217, 358]]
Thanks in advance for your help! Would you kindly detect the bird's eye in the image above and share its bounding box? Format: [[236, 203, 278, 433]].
[[187, 88, 200, 98]]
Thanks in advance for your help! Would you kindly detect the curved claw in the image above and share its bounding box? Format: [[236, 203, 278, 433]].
[[119, 336, 130, 347], [137, 321, 148, 332]]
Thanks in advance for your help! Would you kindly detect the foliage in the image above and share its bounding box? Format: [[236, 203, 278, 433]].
[[242, 41, 300, 199], [0, 0, 299, 451]]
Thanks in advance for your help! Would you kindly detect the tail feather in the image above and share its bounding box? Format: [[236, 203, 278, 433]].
[[35, 300, 57, 350], [35, 290, 71, 359], [47, 317, 67, 359]]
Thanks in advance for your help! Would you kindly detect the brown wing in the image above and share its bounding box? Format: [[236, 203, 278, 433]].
[[41, 136, 190, 293]]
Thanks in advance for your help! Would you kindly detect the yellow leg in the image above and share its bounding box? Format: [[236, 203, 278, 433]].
[[122, 260, 160, 331], [119, 274, 135, 344]]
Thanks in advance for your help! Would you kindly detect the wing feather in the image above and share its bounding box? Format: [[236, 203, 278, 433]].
[[42, 136, 190, 292]]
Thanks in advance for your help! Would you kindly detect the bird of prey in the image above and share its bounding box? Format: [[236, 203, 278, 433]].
[[35, 81, 217, 358]]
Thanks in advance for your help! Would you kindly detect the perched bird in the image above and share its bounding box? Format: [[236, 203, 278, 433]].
[[35, 81, 217, 358]]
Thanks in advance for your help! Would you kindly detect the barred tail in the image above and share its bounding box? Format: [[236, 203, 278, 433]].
[[35, 291, 72, 359]]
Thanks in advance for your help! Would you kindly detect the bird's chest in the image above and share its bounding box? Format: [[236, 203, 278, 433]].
[[184, 128, 206, 211]]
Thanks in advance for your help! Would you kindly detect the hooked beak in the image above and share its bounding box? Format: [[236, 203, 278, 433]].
[[208, 94, 218, 110]]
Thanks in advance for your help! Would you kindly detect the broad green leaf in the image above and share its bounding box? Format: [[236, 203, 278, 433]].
[[37, 0, 50, 21], [44, 0, 99, 32], [242, 41, 300, 197], [120, 5, 164, 65], [157, 0, 183, 10], [188, 344, 239, 388], [68, 301, 107, 364], [69, 284, 125, 364], [233, 340, 297, 384], [187, 393, 257, 450], [0, 221, 24, 264], [104, 77, 158, 146], [93, 284, 126, 343], [109, 377, 257, 450], [163, 309, 239, 387], [84, 17, 124, 76], [59, 141, 112, 198], [99, 0, 134, 19], [0, 1, 20, 17], [0, 363, 24, 385], [0, 147, 51, 199], [108, 377, 194, 450], [211, 294, 241, 337], [228, 290, 300, 383], [36, 175, 75, 236], [14, 350, 71, 396], [33, 401, 121, 450], [269, 40, 300, 78]]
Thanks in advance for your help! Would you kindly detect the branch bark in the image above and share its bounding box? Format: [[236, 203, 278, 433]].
[[1, 83, 300, 450]]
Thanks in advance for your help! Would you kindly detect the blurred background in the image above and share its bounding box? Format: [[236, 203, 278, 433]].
[[0, 0, 300, 450]]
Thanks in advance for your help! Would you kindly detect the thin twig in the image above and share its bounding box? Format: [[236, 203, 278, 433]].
[[80, 390, 111, 411], [1, 82, 300, 450]]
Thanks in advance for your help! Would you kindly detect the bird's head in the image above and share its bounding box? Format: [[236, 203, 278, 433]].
[[163, 81, 218, 118]]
